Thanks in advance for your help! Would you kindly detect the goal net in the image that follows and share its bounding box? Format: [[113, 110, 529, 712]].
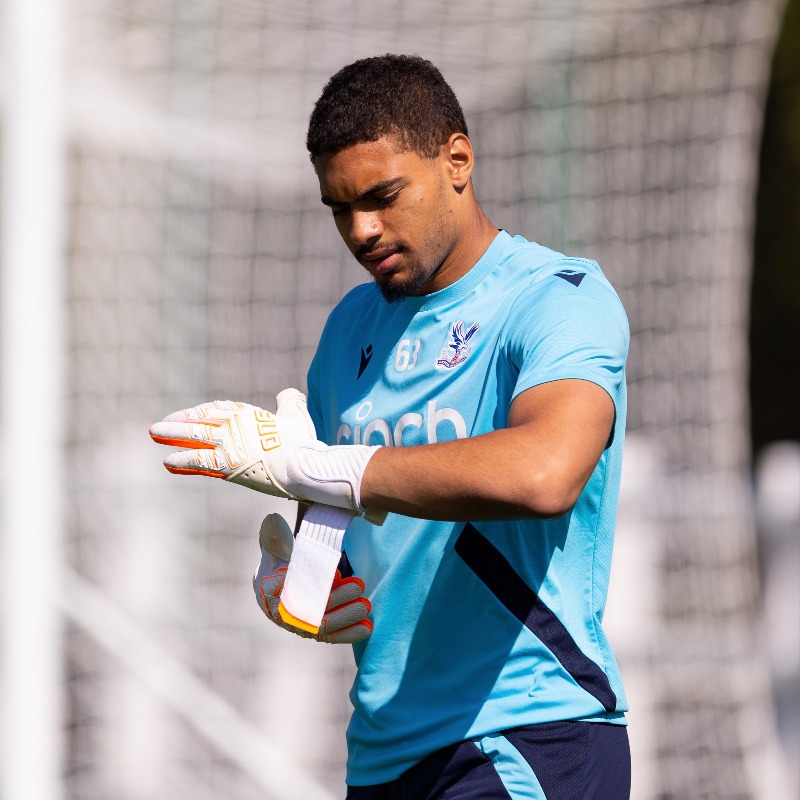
[[1, 0, 791, 797]]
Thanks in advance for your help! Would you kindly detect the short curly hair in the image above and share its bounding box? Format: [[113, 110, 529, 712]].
[[306, 54, 468, 161]]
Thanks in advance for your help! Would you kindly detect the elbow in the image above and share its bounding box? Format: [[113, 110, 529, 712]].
[[515, 471, 581, 519]]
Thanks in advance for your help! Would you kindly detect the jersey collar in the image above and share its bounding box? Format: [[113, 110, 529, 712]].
[[403, 230, 513, 312]]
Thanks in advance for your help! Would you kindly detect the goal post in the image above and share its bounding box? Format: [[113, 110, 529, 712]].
[[0, 0, 66, 798]]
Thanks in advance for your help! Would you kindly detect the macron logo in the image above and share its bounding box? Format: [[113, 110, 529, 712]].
[[555, 269, 586, 287], [357, 344, 374, 380]]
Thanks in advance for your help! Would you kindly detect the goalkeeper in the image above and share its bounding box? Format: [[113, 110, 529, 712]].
[[152, 54, 631, 799]]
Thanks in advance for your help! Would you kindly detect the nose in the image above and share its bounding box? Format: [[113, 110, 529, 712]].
[[349, 210, 382, 246]]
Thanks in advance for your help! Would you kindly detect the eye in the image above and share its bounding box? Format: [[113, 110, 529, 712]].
[[330, 205, 349, 217], [376, 191, 400, 206]]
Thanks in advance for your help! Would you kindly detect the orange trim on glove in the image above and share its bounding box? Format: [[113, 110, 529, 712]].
[[164, 465, 227, 479], [149, 433, 218, 450]]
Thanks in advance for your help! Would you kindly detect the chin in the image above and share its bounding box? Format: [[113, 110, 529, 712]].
[[376, 277, 422, 303], [377, 285, 407, 303], [375, 264, 437, 303]]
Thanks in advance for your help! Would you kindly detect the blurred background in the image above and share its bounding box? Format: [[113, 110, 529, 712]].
[[0, 0, 798, 798]]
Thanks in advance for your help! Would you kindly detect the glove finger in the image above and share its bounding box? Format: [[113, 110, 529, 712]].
[[149, 420, 220, 450], [322, 619, 373, 644], [258, 514, 294, 561], [162, 448, 230, 478], [274, 389, 316, 439], [331, 569, 365, 591], [270, 608, 372, 643], [163, 400, 245, 422], [255, 581, 270, 616], [327, 575, 366, 611], [257, 575, 285, 620], [256, 569, 286, 599], [278, 618, 314, 639], [321, 597, 371, 633]]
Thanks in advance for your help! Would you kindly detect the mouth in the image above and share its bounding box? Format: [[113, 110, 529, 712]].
[[360, 247, 402, 274]]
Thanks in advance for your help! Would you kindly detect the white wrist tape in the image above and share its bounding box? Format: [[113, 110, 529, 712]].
[[278, 504, 357, 633]]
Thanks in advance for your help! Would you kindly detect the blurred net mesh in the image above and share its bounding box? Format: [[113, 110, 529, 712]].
[[19, 0, 788, 797]]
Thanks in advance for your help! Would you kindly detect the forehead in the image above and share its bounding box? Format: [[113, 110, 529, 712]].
[[315, 137, 434, 201]]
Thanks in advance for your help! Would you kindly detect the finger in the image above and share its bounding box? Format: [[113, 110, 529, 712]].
[[149, 420, 220, 450], [327, 575, 367, 611], [162, 449, 230, 478], [258, 514, 294, 560], [321, 597, 371, 633], [323, 619, 373, 644]]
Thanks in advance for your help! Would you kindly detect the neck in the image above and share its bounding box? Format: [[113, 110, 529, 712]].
[[424, 198, 499, 294]]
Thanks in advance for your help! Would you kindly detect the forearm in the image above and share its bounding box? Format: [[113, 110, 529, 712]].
[[358, 380, 614, 522], [360, 428, 582, 521]]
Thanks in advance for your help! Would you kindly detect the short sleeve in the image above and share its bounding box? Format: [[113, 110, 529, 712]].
[[504, 275, 629, 408]]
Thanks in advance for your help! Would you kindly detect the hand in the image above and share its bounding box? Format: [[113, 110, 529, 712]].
[[149, 389, 381, 514], [253, 513, 372, 644]]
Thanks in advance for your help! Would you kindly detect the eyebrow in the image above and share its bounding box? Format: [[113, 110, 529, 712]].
[[320, 178, 402, 207]]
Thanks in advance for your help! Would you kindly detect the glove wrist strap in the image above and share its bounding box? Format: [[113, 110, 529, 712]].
[[294, 444, 381, 512], [278, 504, 356, 633]]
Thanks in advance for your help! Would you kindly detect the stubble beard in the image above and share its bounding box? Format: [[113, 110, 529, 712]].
[[375, 255, 439, 303]]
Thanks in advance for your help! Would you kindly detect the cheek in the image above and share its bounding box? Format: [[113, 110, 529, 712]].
[[332, 215, 355, 248], [397, 195, 439, 242]]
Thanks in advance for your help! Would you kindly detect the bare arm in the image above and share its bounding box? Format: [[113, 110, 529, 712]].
[[359, 379, 614, 521]]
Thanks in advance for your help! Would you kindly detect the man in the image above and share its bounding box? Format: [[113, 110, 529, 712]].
[[151, 54, 631, 799]]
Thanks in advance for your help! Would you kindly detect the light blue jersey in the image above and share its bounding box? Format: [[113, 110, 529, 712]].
[[306, 231, 630, 786]]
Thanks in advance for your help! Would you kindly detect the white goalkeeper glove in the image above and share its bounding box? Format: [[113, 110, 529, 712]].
[[151, 389, 385, 634], [254, 513, 372, 644], [149, 389, 383, 518]]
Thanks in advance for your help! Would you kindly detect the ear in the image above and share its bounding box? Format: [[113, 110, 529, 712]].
[[443, 133, 474, 189]]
